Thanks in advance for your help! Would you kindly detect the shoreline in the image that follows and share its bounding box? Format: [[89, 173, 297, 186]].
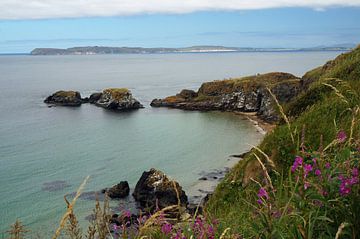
[[187, 111, 274, 205], [234, 111, 276, 134]]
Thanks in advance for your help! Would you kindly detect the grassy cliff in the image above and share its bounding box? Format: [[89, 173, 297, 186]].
[[206, 45, 360, 238]]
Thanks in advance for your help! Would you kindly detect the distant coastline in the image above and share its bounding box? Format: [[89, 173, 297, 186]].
[[29, 44, 355, 55]]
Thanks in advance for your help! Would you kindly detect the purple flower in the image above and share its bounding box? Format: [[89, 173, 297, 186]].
[[113, 224, 119, 231], [122, 210, 131, 218], [325, 162, 331, 169], [291, 156, 303, 172], [304, 164, 313, 177], [257, 199, 263, 205], [257, 188, 269, 200], [161, 223, 173, 235], [337, 131, 347, 143], [315, 169, 321, 176]]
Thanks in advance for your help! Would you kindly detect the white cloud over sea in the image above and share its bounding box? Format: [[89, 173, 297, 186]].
[[1, 0, 360, 20]]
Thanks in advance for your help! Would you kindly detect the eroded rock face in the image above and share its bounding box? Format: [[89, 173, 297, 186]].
[[133, 168, 188, 211], [151, 72, 303, 122], [95, 88, 143, 111], [44, 91, 83, 106]]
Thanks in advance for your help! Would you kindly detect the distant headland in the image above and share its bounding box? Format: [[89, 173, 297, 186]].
[[30, 44, 355, 55]]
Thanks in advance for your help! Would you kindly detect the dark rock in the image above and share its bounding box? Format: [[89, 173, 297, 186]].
[[106, 181, 130, 199], [199, 177, 207, 181], [81, 97, 90, 103], [94, 88, 143, 111], [230, 151, 249, 158], [44, 90, 83, 106], [133, 168, 188, 211], [89, 92, 102, 103]]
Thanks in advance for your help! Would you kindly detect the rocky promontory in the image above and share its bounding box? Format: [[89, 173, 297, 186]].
[[151, 72, 304, 122], [92, 88, 143, 111], [44, 90, 84, 106]]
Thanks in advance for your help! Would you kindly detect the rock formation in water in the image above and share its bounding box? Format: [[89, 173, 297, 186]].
[[104, 181, 130, 199], [151, 72, 304, 122], [133, 168, 188, 211], [92, 88, 143, 111], [44, 90, 84, 106], [45, 88, 143, 111]]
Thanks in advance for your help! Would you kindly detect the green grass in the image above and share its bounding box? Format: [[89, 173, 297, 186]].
[[206, 45, 360, 238]]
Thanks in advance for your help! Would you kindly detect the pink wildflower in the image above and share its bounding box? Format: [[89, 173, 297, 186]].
[[325, 162, 331, 169], [291, 156, 303, 172], [161, 223, 173, 235], [304, 164, 313, 177], [337, 131, 347, 143], [258, 188, 269, 200], [315, 169, 321, 176]]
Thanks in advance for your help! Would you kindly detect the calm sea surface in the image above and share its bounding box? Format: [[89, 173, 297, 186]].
[[0, 52, 342, 235]]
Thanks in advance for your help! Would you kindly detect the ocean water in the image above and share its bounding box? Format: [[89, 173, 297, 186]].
[[0, 51, 342, 235]]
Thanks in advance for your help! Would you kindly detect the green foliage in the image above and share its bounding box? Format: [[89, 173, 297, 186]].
[[207, 45, 360, 238]]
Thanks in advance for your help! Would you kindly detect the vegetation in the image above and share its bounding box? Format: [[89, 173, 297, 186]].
[[103, 88, 130, 100], [206, 45, 360, 238], [5, 46, 360, 238]]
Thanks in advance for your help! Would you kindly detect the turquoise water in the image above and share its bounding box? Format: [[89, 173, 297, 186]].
[[0, 52, 342, 235]]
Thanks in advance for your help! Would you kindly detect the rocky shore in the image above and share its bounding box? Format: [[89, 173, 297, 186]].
[[44, 88, 143, 111], [151, 72, 306, 122]]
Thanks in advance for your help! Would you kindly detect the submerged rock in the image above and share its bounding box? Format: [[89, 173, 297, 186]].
[[151, 72, 303, 122], [105, 181, 130, 199], [133, 168, 188, 211], [44, 90, 83, 106], [94, 88, 143, 111], [42, 180, 71, 192]]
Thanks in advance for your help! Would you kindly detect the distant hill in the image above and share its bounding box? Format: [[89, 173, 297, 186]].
[[30, 44, 356, 55]]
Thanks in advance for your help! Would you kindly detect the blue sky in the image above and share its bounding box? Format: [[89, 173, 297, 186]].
[[1, 6, 360, 53]]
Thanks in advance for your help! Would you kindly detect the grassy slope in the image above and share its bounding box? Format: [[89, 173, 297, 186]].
[[206, 45, 360, 236]]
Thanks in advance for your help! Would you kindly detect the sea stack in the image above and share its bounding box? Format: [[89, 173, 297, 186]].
[[44, 90, 83, 106], [93, 88, 143, 111]]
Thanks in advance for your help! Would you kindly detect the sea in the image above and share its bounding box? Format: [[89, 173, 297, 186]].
[[0, 51, 343, 236]]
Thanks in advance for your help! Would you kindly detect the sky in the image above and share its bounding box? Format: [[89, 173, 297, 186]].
[[0, 1, 360, 53]]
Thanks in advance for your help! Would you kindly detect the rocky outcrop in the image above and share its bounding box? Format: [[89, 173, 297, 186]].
[[133, 168, 188, 211], [89, 92, 102, 103], [151, 72, 303, 122], [104, 181, 130, 199], [44, 90, 83, 106], [94, 88, 143, 111]]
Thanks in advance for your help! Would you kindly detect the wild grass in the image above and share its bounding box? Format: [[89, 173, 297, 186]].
[[207, 62, 360, 238]]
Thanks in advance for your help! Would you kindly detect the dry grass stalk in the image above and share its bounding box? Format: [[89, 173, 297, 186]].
[[6, 219, 29, 239], [322, 82, 349, 105], [253, 153, 274, 192], [348, 106, 359, 144], [85, 220, 96, 239], [335, 222, 349, 239], [93, 194, 111, 239], [250, 145, 277, 171], [52, 175, 90, 239], [65, 195, 83, 239], [267, 87, 294, 143], [219, 227, 231, 239], [138, 205, 178, 235]]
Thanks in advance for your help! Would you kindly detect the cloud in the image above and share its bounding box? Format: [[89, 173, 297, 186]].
[[0, 0, 360, 20]]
